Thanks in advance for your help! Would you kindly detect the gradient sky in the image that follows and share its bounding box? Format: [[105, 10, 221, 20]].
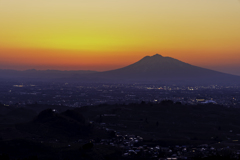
[[1, 0, 240, 75]]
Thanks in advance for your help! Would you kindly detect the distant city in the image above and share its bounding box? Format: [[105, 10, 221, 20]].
[[1, 82, 239, 107]]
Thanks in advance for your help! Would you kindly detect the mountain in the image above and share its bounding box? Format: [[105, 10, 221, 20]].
[[1, 54, 239, 85], [0, 69, 98, 82], [94, 54, 240, 85]]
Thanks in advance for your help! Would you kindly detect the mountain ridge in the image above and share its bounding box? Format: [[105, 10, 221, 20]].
[[93, 54, 240, 85], [0, 54, 239, 85]]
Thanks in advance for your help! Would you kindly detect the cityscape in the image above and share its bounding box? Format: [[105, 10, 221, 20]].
[[1, 82, 239, 108]]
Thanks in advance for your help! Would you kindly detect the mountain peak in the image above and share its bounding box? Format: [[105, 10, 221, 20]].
[[151, 54, 163, 58], [141, 54, 163, 60]]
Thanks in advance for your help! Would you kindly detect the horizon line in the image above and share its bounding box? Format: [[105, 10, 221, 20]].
[[1, 53, 240, 76]]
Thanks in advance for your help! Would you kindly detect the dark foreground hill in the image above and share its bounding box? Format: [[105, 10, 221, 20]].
[[1, 102, 240, 159], [16, 109, 91, 139], [76, 102, 240, 146]]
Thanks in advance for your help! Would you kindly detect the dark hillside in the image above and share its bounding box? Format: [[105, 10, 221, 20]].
[[17, 109, 91, 139], [77, 103, 240, 146]]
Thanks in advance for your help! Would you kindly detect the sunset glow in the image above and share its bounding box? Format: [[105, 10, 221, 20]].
[[1, 0, 240, 75]]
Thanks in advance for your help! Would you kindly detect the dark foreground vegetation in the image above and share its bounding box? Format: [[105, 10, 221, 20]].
[[1, 102, 240, 159]]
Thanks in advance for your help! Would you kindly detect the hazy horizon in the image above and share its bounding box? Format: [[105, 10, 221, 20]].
[[1, 54, 240, 76]]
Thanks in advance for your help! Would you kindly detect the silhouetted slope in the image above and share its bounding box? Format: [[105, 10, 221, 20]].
[[0, 105, 37, 123], [62, 109, 85, 124], [1, 54, 239, 85], [17, 109, 90, 139], [4, 108, 37, 123], [0, 69, 98, 82], [96, 54, 240, 84]]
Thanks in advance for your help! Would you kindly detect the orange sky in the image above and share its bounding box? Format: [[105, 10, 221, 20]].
[[1, 0, 240, 75]]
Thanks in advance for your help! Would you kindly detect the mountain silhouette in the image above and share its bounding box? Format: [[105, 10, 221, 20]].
[[0, 69, 97, 82], [0, 54, 239, 85], [94, 54, 240, 85]]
